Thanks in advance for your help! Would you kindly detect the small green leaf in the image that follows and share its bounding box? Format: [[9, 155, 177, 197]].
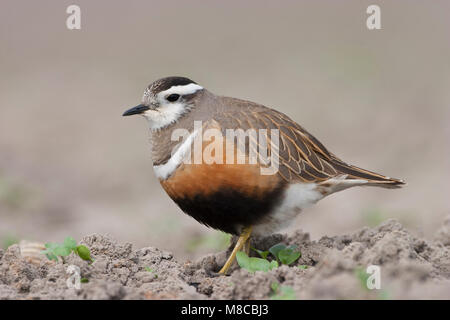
[[270, 281, 279, 293], [53, 245, 72, 257], [144, 267, 158, 278], [298, 265, 308, 270], [355, 267, 370, 290], [249, 257, 272, 272], [236, 251, 251, 270], [1, 235, 19, 250], [42, 249, 58, 261], [237, 251, 278, 273], [278, 248, 301, 265], [80, 278, 89, 283], [270, 260, 278, 269], [42, 240, 91, 262], [271, 285, 296, 300], [286, 244, 298, 250], [268, 243, 301, 265], [377, 290, 390, 300], [268, 243, 287, 261], [63, 237, 77, 250], [251, 247, 270, 259], [47, 253, 58, 261], [44, 242, 59, 250], [76, 245, 93, 261]]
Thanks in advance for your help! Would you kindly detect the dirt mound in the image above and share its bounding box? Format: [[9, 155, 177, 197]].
[[1, 217, 450, 300]]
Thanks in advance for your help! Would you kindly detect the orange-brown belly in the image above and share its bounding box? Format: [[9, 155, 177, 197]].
[[160, 162, 286, 234]]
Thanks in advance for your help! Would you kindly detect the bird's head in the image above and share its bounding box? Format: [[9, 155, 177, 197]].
[[123, 76, 204, 130]]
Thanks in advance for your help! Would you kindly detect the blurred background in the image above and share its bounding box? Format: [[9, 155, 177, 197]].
[[1, 0, 449, 260]]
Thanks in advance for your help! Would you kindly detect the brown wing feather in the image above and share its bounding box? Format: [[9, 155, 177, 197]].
[[215, 97, 404, 187]]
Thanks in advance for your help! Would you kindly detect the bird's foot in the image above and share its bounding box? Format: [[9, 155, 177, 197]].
[[218, 226, 252, 275]]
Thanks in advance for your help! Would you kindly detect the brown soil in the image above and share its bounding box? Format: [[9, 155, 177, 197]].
[[1, 217, 450, 300]]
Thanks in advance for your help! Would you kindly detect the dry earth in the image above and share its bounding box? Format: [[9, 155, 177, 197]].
[[1, 217, 450, 300]]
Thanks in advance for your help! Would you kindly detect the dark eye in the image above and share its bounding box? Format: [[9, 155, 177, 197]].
[[166, 94, 180, 102]]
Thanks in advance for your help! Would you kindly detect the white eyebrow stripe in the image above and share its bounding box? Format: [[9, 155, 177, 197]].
[[153, 128, 200, 180], [159, 83, 204, 98]]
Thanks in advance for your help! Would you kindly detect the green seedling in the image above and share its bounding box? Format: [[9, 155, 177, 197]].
[[270, 281, 279, 292], [377, 290, 390, 300], [236, 251, 278, 273], [145, 266, 158, 279], [251, 247, 270, 259], [1, 235, 19, 250], [42, 237, 93, 263], [354, 267, 391, 299], [80, 278, 89, 283], [298, 265, 308, 270], [270, 282, 296, 300], [268, 243, 285, 260], [354, 267, 370, 291], [42, 243, 59, 261], [269, 243, 301, 265], [75, 244, 93, 261], [237, 242, 301, 272]]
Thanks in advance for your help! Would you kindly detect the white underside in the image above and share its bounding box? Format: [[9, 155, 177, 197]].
[[252, 183, 323, 236], [251, 176, 372, 236]]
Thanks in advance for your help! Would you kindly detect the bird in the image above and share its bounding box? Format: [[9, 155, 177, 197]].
[[123, 76, 405, 274]]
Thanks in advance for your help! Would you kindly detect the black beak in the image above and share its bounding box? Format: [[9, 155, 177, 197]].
[[122, 104, 150, 116]]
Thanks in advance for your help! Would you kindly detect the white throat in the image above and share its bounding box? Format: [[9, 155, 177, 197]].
[[142, 83, 203, 131], [143, 102, 189, 131]]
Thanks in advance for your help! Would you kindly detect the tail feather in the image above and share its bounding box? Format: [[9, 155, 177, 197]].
[[330, 159, 405, 189]]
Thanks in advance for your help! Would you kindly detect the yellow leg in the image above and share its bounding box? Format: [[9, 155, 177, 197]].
[[218, 226, 253, 275]]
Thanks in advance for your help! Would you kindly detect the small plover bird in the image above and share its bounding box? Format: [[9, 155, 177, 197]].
[[123, 76, 404, 274]]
